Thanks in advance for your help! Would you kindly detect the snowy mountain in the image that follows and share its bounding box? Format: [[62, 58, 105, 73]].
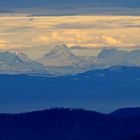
[[97, 48, 128, 66], [0, 47, 96, 76], [96, 48, 140, 67], [127, 50, 140, 66], [0, 51, 46, 74], [12, 50, 31, 62], [37, 44, 99, 75], [38, 44, 82, 67], [36, 46, 140, 76], [0, 46, 140, 76]]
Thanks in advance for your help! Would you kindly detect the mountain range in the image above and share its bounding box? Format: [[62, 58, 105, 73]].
[[0, 51, 46, 74], [0, 45, 140, 75], [98, 48, 140, 67]]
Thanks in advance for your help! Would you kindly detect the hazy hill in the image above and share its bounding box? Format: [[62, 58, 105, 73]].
[[0, 66, 140, 113]]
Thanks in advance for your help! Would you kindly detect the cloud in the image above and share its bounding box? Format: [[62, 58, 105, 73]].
[[101, 36, 122, 45], [53, 16, 140, 30], [33, 33, 65, 45], [0, 15, 139, 54], [0, 39, 6, 49], [32, 31, 123, 48], [29, 7, 140, 16], [33, 35, 50, 44]]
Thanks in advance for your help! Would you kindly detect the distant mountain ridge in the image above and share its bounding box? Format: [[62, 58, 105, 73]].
[[0, 45, 140, 75], [37, 45, 140, 75], [0, 51, 46, 74], [98, 48, 140, 67]]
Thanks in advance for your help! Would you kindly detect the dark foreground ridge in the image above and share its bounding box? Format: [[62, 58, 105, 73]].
[[0, 108, 140, 140]]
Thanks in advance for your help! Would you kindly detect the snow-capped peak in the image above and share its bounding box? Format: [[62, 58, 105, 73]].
[[38, 44, 82, 67], [11, 50, 31, 62], [54, 44, 69, 50], [43, 44, 74, 59], [0, 51, 46, 74], [97, 48, 126, 58]]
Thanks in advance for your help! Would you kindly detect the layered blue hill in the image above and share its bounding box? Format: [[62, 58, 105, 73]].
[[0, 66, 140, 113]]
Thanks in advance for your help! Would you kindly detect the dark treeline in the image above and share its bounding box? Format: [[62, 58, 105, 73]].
[[0, 108, 140, 140]]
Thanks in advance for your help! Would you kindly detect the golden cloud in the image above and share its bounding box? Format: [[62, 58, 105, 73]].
[[0, 15, 139, 52], [32, 31, 123, 48], [101, 36, 122, 45], [0, 39, 6, 49]]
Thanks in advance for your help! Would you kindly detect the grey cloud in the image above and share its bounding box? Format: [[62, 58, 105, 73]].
[[27, 7, 140, 16], [0, 9, 15, 13], [53, 20, 140, 30]]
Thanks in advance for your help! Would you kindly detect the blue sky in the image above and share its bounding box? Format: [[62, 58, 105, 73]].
[[0, 0, 140, 16], [0, 0, 140, 8]]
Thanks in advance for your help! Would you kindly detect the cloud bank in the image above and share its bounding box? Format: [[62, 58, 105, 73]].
[[0, 15, 139, 58]]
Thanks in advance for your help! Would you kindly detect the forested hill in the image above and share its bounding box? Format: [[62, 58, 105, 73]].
[[0, 108, 140, 140]]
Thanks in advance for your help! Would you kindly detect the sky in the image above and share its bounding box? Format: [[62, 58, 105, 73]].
[[0, 0, 140, 58]]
